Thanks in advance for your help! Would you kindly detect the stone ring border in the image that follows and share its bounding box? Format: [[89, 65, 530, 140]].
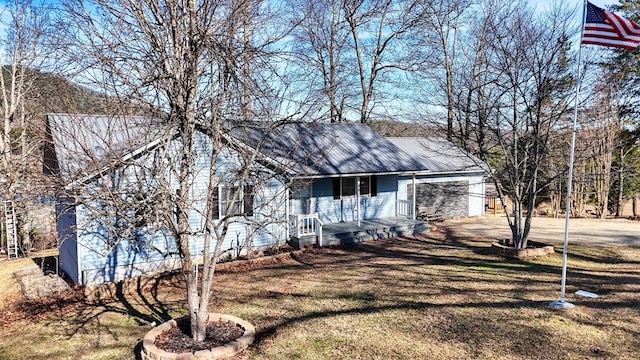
[[142, 313, 255, 360]]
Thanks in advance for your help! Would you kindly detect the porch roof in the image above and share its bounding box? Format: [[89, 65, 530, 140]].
[[230, 122, 433, 178]]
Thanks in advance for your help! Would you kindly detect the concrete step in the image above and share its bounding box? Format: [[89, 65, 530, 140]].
[[289, 220, 430, 249], [320, 223, 426, 247], [289, 235, 317, 248]]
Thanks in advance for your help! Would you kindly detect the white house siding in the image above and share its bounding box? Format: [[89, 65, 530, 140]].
[[468, 176, 485, 216], [311, 175, 398, 224], [61, 132, 289, 286], [398, 173, 485, 218]]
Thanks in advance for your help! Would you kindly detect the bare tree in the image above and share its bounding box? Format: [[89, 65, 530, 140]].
[[0, 0, 56, 255], [411, 0, 472, 141], [56, 0, 297, 343], [343, 0, 425, 123], [286, 0, 353, 123], [589, 82, 619, 219], [450, 1, 578, 249]]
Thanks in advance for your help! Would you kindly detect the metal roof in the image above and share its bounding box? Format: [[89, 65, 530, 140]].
[[45, 113, 167, 180], [230, 122, 429, 177], [46, 114, 482, 183], [386, 137, 485, 173]]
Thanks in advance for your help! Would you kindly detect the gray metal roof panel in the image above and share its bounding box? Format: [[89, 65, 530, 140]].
[[46, 113, 166, 180], [230, 122, 428, 177], [386, 137, 484, 173], [47, 114, 481, 183]]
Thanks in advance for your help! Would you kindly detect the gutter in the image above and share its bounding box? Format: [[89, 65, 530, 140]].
[[289, 169, 485, 180]]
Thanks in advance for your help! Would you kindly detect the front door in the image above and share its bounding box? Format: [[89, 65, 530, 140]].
[[290, 182, 311, 215]]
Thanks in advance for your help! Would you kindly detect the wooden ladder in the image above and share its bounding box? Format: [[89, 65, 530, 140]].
[[4, 201, 18, 259]]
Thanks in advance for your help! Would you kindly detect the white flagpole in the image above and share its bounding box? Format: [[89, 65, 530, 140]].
[[550, 0, 588, 309]]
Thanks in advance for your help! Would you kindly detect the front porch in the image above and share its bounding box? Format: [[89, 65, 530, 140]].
[[289, 216, 430, 248]]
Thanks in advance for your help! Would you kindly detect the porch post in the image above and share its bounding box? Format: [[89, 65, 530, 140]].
[[412, 174, 416, 220], [285, 184, 290, 240], [309, 181, 313, 215], [356, 176, 361, 227]]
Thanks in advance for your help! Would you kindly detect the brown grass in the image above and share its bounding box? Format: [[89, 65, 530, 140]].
[[0, 225, 639, 360]]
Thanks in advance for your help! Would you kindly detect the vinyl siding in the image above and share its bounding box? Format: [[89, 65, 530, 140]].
[[66, 131, 288, 285], [311, 175, 397, 224]]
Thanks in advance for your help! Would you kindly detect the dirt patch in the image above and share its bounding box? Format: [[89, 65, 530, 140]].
[[13, 266, 70, 300], [444, 215, 640, 246], [0, 249, 60, 308], [0, 288, 85, 333], [491, 241, 555, 258]]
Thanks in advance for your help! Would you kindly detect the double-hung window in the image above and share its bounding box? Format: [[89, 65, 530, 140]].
[[333, 176, 377, 199], [212, 184, 254, 219]]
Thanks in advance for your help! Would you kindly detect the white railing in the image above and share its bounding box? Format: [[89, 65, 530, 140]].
[[289, 213, 324, 246], [397, 199, 414, 219]]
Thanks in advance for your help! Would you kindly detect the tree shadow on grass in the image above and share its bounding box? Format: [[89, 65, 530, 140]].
[[249, 298, 550, 356], [28, 270, 187, 359], [233, 225, 640, 357], [342, 233, 562, 278], [133, 340, 144, 360], [28, 220, 640, 359]]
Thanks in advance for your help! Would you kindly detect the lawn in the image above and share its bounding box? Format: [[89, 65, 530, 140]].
[[1, 224, 639, 360]]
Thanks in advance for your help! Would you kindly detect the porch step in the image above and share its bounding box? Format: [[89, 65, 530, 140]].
[[289, 235, 317, 248], [321, 222, 429, 248], [289, 218, 430, 249]]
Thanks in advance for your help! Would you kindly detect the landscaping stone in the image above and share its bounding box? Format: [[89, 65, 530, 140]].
[[142, 313, 255, 360]]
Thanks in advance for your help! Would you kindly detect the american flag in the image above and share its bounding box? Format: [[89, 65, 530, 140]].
[[582, 1, 640, 49]]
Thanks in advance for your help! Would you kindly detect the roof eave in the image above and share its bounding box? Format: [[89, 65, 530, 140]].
[[290, 168, 485, 180]]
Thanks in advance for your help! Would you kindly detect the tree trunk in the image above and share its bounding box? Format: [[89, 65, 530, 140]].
[[177, 121, 208, 342]]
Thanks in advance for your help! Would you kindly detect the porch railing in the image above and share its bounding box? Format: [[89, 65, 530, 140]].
[[289, 213, 324, 246], [397, 199, 414, 219]]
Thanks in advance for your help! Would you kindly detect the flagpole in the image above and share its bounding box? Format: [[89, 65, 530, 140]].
[[550, 0, 588, 309]]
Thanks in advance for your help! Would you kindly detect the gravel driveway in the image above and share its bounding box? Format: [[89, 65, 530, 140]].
[[443, 215, 640, 247]]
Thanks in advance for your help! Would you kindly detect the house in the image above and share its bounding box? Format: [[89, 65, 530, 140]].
[[45, 114, 485, 285]]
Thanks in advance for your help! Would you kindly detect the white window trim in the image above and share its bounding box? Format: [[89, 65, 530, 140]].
[[214, 184, 254, 220]]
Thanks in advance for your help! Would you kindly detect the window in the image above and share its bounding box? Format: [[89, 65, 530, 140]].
[[333, 176, 378, 199], [342, 177, 356, 197], [220, 186, 241, 216], [360, 177, 370, 196], [243, 185, 254, 217], [212, 189, 219, 220], [213, 184, 254, 219]]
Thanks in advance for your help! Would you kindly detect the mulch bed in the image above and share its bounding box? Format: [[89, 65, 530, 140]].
[[154, 319, 245, 353]]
